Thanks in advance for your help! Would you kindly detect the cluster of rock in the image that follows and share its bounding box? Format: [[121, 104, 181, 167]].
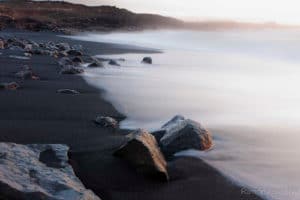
[[0, 143, 101, 200], [114, 115, 213, 181], [1, 37, 154, 80]]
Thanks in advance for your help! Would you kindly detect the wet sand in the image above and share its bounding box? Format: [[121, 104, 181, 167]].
[[0, 30, 263, 200]]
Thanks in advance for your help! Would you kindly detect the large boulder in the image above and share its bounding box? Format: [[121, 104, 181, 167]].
[[0, 143, 101, 200], [142, 57, 152, 64], [158, 115, 212, 157], [114, 129, 169, 181]]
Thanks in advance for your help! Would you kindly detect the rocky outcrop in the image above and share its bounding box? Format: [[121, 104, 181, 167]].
[[142, 57, 152, 64], [0, 143, 100, 200], [114, 129, 169, 181], [94, 116, 118, 128], [158, 115, 213, 157], [0, 1, 183, 33]]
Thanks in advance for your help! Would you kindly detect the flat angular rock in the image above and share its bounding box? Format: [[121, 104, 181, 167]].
[[0, 143, 101, 200], [159, 115, 213, 157], [114, 129, 169, 181], [57, 89, 80, 95], [94, 116, 118, 128]]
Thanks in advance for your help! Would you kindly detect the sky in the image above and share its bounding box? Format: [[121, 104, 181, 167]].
[[56, 0, 300, 24]]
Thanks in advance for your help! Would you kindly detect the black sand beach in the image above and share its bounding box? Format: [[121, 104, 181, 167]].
[[0, 30, 263, 200]]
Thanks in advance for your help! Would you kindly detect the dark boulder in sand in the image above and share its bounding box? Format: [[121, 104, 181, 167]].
[[109, 59, 120, 66], [57, 89, 80, 95], [158, 115, 213, 157], [0, 143, 101, 200], [94, 116, 118, 128], [67, 49, 83, 56], [114, 129, 169, 181], [60, 66, 84, 74], [0, 82, 20, 90], [142, 57, 152, 64]]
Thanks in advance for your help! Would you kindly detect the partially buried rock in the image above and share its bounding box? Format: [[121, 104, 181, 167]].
[[94, 116, 118, 128], [114, 129, 169, 181], [57, 89, 80, 95], [24, 52, 32, 57], [60, 66, 84, 74], [0, 82, 19, 90], [0, 143, 101, 200], [158, 115, 213, 157], [142, 57, 152, 64], [108, 59, 120, 66]]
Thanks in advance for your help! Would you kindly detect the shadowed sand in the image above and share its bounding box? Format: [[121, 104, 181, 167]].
[[0, 30, 263, 200]]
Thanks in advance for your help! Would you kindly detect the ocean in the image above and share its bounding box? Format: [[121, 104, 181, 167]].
[[67, 29, 300, 200]]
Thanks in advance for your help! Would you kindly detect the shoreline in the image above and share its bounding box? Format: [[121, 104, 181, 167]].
[[0, 29, 263, 200]]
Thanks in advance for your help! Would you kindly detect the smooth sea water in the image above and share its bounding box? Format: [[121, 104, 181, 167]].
[[67, 29, 300, 200]]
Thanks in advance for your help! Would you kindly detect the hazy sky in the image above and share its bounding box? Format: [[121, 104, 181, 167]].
[[62, 0, 300, 24]]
